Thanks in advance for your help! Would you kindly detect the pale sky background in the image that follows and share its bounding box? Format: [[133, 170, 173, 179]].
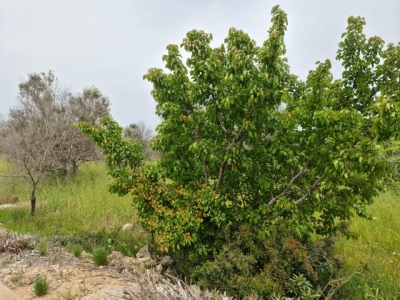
[[1, 0, 399, 131]]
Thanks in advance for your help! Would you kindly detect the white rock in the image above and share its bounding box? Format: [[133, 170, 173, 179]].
[[0, 204, 17, 209], [122, 223, 132, 231]]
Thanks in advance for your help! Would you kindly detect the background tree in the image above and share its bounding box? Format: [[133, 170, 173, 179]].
[[0, 71, 110, 215], [122, 120, 152, 144], [0, 71, 63, 215], [56, 86, 111, 175], [78, 6, 399, 297], [0, 114, 6, 140], [122, 120, 156, 159]]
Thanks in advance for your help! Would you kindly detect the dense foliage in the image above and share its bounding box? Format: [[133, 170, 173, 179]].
[[77, 6, 400, 297]]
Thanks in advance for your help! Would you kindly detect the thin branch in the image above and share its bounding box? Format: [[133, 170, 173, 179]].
[[180, 80, 194, 114], [194, 127, 209, 186], [201, 153, 208, 185], [0, 173, 22, 178], [267, 160, 310, 208], [294, 171, 327, 205], [217, 109, 230, 138], [215, 131, 246, 192], [215, 103, 252, 192], [216, 160, 228, 192]]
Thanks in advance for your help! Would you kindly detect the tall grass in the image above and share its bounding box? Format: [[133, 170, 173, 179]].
[[335, 186, 400, 299], [2, 159, 400, 297], [0, 161, 134, 236]]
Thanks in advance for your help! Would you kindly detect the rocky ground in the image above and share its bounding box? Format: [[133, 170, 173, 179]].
[[0, 229, 230, 300]]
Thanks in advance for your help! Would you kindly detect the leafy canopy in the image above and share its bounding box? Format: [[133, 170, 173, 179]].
[[77, 6, 400, 255]]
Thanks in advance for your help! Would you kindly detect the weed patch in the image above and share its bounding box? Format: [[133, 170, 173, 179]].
[[33, 276, 49, 296], [92, 247, 108, 266]]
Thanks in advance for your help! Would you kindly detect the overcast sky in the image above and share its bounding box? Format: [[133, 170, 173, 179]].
[[1, 0, 399, 130]]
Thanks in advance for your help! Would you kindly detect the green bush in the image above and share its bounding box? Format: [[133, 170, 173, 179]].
[[190, 223, 341, 298]]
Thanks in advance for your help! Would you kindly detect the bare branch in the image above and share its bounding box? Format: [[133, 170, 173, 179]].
[[201, 154, 208, 185]]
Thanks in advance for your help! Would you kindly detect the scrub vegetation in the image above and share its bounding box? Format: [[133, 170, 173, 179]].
[[1, 5, 400, 299], [1, 160, 400, 298]]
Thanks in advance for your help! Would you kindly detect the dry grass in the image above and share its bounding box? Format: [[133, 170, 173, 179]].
[[0, 228, 34, 252]]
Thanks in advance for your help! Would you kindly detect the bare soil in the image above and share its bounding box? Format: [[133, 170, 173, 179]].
[[0, 245, 140, 299]]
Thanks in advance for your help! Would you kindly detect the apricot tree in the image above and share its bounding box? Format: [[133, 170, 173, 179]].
[[77, 5, 399, 269]]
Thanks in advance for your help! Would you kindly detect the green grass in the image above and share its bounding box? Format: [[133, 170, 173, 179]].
[[0, 160, 148, 254], [36, 241, 48, 256], [68, 244, 84, 258], [335, 186, 400, 299], [92, 246, 109, 266], [0, 161, 133, 235], [33, 276, 49, 296], [2, 159, 400, 298]]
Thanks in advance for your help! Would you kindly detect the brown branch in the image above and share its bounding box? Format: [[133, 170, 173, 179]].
[[201, 153, 208, 185], [217, 109, 230, 138], [180, 80, 194, 114], [267, 160, 310, 209], [294, 171, 327, 205], [216, 161, 228, 192], [23, 155, 40, 187], [193, 127, 209, 186], [215, 129, 246, 192], [215, 103, 253, 192]]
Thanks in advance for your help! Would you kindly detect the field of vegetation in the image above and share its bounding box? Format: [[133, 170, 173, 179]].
[[334, 186, 400, 299], [0, 160, 148, 257], [0, 159, 399, 299], [1, 5, 399, 299]]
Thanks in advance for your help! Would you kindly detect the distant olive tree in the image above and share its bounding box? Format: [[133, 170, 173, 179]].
[[0, 72, 63, 215], [0, 71, 110, 215], [56, 86, 111, 175], [122, 120, 157, 159]]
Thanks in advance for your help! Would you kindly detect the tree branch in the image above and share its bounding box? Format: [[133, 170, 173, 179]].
[[201, 153, 208, 185], [267, 160, 310, 208], [0, 173, 22, 178], [294, 171, 326, 205], [217, 109, 230, 138], [215, 127, 246, 192]]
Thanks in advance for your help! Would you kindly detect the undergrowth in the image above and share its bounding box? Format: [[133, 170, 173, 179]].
[[0, 160, 149, 256], [1, 159, 400, 298]]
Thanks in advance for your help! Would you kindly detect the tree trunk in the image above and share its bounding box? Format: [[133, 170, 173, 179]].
[[71, 160, 78, 176], [30, 184, 37, 216]]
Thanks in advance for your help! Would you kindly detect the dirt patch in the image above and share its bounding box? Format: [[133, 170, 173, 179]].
[[0, 241, 230, 299], [0, 246, 140, 299]]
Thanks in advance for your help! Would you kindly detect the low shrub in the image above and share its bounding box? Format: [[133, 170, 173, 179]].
[[187, 222, 343, 299], [33, 276, 49, 296], [92, 247, 108, 266], [36, 241, 48, 256], [68, 244, 83, 259]]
